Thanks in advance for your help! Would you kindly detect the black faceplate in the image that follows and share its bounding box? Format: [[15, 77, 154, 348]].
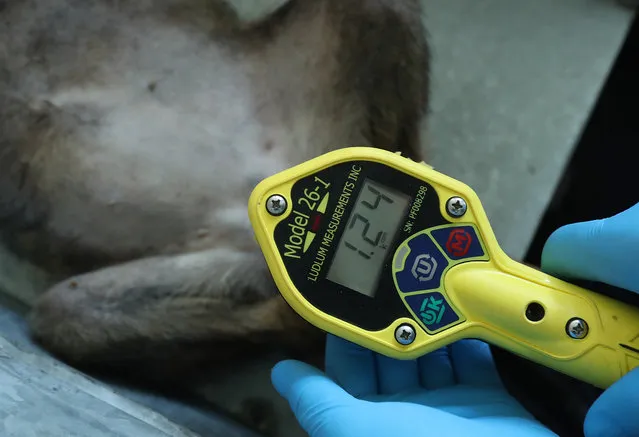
[[273, 159, 451, 331]]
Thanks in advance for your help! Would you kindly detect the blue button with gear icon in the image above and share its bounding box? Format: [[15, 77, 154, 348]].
[[395, 233, 448, 293]]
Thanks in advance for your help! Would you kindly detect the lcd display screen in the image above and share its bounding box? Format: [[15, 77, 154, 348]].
[[326, 178, 411, 297]]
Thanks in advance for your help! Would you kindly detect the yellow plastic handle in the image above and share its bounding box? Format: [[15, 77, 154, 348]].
[[247, 146, 639, 390], [444, 260, 639, 389]]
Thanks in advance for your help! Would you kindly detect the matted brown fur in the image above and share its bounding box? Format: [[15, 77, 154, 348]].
[[0, 0, 430, 418]]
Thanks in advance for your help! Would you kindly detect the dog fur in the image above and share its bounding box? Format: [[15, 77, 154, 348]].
[[0, 0, 430, 432]]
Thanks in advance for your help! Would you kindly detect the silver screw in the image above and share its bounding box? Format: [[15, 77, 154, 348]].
[[394, 324, 416, 345], [566, 318, 589, 339], [266, 194, 287, 216], [446, 196, 467, 217]]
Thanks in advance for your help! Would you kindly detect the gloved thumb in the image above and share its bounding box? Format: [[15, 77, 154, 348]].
[[584, 367, 639, 437], [540, 202, 639, 293], [271, 360, 354, 434]]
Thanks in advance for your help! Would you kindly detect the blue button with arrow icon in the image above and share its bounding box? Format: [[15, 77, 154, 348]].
[[395, 233, 448, 293]]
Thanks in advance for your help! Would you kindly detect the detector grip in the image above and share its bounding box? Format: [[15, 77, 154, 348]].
[[443, 262, 639, 389]]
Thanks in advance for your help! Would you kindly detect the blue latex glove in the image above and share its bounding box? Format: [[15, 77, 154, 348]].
[[541, 201, 639, 437], [271, 202, 639, 437], [272, 335, 556, 437]]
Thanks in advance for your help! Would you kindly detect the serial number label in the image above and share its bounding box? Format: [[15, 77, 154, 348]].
[[403, 185, 428, 233]]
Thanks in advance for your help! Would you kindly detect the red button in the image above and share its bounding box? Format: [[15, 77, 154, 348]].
[[445, 229, 473, 257]]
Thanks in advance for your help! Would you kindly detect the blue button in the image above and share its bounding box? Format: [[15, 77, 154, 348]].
[[431, 225, 484, 260], [395, 234, 448, 293], [405, 292, 461, 332]]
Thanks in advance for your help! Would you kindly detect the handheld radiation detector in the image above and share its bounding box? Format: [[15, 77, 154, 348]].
[[248, 147, 639, 389]]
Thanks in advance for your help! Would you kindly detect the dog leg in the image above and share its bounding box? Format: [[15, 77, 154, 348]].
[[27, 247, 323, 384]]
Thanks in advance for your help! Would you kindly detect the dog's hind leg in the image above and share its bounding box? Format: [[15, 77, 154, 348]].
[[28, 247, 322, 384]]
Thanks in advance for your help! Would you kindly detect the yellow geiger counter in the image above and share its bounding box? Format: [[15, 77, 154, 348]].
[[248, 146, 639, 389]]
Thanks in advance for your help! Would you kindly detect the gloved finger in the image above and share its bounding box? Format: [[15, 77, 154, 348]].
[[271, 359, 354, 433], [417, 346, 456, 389], [449, 339, 503, 387], [541, 202, 639, 294], [325, 335, 378, 397], [584, 367, 639, 437], [374, 353, 420, 394]]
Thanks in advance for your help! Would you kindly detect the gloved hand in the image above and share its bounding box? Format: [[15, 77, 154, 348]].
[[272, 334, 556, 436], [541, 201, 639, 437], [271, 202, 639, 437]]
